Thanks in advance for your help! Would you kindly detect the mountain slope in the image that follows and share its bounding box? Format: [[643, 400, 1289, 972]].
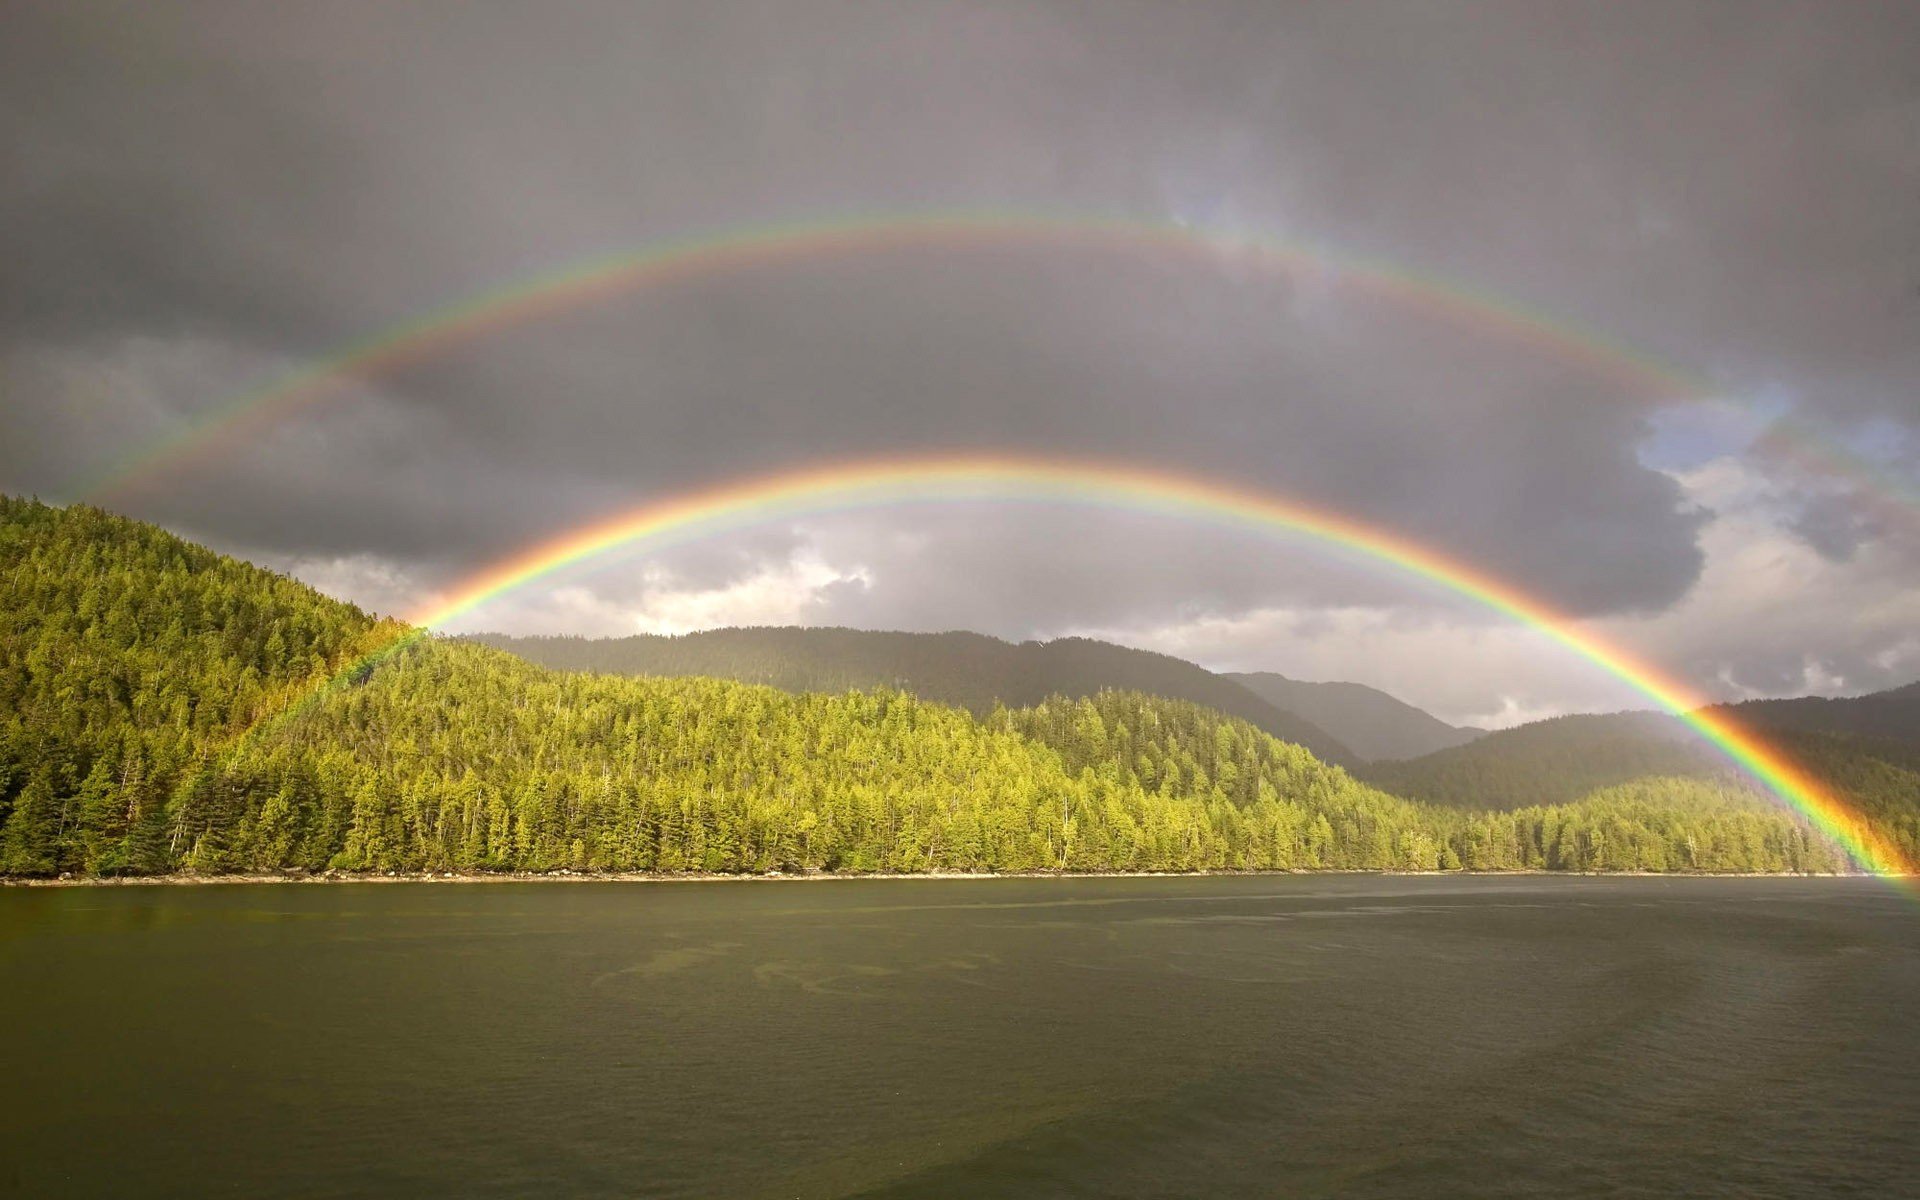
[[0, 499, 1417, 876], [0, 497, 1883, 879], [1358, 694, 1920, 866], [1358, 711, 1713, 810], [475, 628, 1359, 766], [1364, 683, 1920, 813], [1722, 685, 1920, 752], [1227, 672, 1482, 761]]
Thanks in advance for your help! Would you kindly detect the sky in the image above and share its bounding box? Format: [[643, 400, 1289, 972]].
[[4, 0, 1917, 727]]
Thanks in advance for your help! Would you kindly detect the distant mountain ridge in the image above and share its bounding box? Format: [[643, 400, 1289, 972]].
[[1361, 684, 1920, 826], [1723, 684, 1920, 750], [1227, 672, 1483, 762], [472, 628, 1359, 766], [1359, 711, 1716, 810]]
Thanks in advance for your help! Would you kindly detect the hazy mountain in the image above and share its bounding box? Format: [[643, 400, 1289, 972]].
[[1722, 684, 1920, 752], [1226, 672, 1483, 762], [1362, 684, 1920, 813], [473, 628, 1359, 766], [1358, 711, 1712, 810]]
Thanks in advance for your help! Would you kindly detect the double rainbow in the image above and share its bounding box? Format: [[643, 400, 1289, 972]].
[[103, 210, 1900, 875], [257, 454, 1911, 880]]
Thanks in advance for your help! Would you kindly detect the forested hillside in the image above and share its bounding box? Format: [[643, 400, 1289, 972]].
[[1361, 704, 1919, 867], [1366, 698, 1919, 802], [473, 627, 1357, 765], [1360, 711, 1717, 809], [986, 692, 1848, 872], [0, 497, 395, 874], [0, 498, 1894, 878], [1747, 729, 1920, 869], [1227, 671, 1483, 761], [1723, 685, 1920, 752]]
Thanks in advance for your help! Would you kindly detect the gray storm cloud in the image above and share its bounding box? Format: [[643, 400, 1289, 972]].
[[3, 0, 1917, 710]]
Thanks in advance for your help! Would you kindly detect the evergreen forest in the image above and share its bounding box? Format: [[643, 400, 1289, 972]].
[[2, 497, 1910, 879]]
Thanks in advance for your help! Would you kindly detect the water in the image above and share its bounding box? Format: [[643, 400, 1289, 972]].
[[1, 876, 1913, 1198]]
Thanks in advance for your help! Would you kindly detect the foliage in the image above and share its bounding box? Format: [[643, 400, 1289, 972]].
[[473, 627, 1355, 764], [0, 498, 1892, 879]]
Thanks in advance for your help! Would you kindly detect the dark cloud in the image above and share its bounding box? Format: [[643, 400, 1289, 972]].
[[3, 1, 1917, 709], [1788, 492, 1882, 563]]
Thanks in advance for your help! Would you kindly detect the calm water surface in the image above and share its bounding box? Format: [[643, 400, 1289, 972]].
[[1, 875, 1914, 1198]]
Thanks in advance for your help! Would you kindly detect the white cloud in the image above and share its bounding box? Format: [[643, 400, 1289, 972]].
[[406, 553, 872, 639], [622, 558, 870, 636]]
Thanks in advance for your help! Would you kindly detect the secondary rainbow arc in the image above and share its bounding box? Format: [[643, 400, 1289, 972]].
[[70, 210, 1916, 517], [252, 454, 1912, 881]]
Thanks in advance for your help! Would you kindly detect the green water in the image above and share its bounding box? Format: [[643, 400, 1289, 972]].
[[1, 876, 1913, 1197]]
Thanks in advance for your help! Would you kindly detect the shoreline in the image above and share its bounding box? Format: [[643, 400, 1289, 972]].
[[2, 867, 1879, 888]]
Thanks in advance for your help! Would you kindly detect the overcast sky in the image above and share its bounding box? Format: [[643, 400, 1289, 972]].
[[5, 0, 1917, 726]]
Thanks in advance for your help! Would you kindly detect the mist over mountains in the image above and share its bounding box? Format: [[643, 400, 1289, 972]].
[[1226, 672, 1484, 762]]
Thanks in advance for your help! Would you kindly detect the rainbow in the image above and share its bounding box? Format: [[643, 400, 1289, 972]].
[[252, 454, 1912, 880], [68, 210, 1914, 515]]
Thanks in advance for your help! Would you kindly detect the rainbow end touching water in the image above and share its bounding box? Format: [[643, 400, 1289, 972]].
[[70, 210, 1916, 524], [245, 454, 1914, 882]]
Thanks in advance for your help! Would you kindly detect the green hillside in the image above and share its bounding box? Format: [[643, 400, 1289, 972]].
[[1364, 693, 1920, 810], [1724, 686, 1920, 753], [1359, 711, 1716, 809], [1360, 704, 1920, 867], [0, 498, 1883, 878], [1227, 671, 1483, 761], [473, 628, 1358, 765]]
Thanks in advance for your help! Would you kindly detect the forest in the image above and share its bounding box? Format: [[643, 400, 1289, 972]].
[[1, 497, 1907, 878], [474, 627, 1355, 763]]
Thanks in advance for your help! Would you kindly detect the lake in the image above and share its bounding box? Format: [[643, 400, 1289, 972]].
[[1, 876, 1913, 1197]]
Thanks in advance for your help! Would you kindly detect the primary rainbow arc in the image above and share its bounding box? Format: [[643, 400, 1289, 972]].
[[262, 454, 1911, 880]]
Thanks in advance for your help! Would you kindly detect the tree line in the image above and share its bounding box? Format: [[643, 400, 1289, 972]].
[[0, 497, 1887, 878]]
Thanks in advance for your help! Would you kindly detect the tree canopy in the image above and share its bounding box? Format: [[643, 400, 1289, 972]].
[[0, 497, 1896, 879]]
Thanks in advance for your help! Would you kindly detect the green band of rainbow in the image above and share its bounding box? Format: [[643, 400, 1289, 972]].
[[73, 210, 1915, 517], [250, 454, 1913, 880]]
